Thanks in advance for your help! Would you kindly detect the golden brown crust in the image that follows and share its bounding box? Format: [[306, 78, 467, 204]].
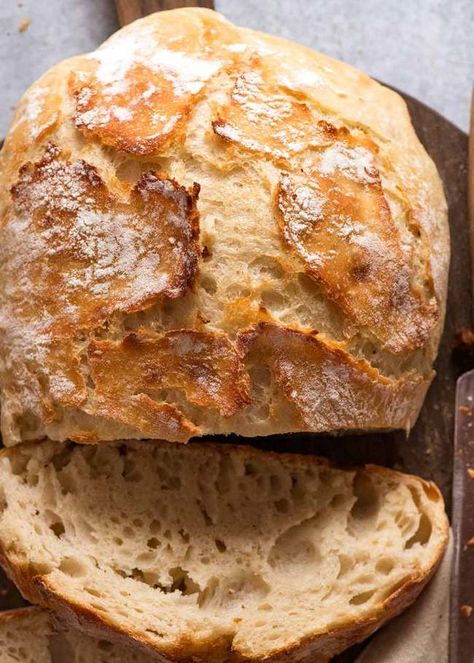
[[211, 58, 438, 354], [1, 145, 200, 442], [0, 7, 448, 445], [69, 8, 242, 156], [87, 329, 251, 438], [212, 58, 321, 162], [10, 145, 201, 320], [276, 138, 438, 354], [238, 322, 431, 431]]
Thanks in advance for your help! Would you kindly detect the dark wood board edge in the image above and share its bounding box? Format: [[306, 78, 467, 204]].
[[115, 0, 214, 27]]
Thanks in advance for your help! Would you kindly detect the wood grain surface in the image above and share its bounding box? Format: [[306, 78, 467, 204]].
[[1, 1, 470, 659]]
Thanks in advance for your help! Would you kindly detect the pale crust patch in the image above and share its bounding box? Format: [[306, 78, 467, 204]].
[[277, 130, 438, 353], [2, 145, 200, 437], [87, 330, 251, 439], [239, 323, 431, 431]]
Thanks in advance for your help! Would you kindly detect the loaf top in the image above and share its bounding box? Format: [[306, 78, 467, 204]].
[[0, 8, 449, 445]]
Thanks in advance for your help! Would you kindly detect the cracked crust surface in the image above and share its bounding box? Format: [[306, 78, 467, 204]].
[[0, 8, 449, 445]]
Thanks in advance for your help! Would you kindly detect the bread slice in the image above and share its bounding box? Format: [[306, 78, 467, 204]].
[[0, 607, 151, 662], [0, 440, 448, 662]]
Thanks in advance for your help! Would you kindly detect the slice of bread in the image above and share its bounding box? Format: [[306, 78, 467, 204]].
[[0, 607, 151, 662], [0, 441, 448, 662]]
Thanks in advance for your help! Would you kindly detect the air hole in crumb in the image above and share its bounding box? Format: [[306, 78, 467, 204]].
[[147, 537, 160, 550], [97, 641, 114, 651], [290, 476, 305, 501], [27, 473, 39, 488], [249, 256, 284, 280], [179, 529, 190, 543], [298, 272, 322, 296], [261, 289, 286, 310], [9, 453, 30, 476], [85, 587, 102, 599], [270, 475, 281, 493], [59, 556, 88, 578], [198, 502, 213, 526], [202, 245, 212, 260], [258, 603, 272, 611], [215, 538, 227, 553], [330, 494, 346, 509], [226, 284, 251, 299], [244, 462, 258, 476], [405, 513, 432, 548], [269, 521, 319, 572], [168, 567, 201, 596], [422, 482, 440, 502], [337, 554, 353, 578], [376, 558, 394, 575], [50, 521, 65, 538], [350, 472, 380, 521], [350, 589, 376, 605], [201, 274, 217, 295], [275, 498, 289, 513]]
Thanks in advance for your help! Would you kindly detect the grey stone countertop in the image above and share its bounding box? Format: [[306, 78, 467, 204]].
[[0, 0, 472, 138]]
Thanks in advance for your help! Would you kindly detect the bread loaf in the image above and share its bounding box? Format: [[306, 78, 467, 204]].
[[0, 8, 449, 445], [0, 607, 151, 662], [0, 440, 448, 662]]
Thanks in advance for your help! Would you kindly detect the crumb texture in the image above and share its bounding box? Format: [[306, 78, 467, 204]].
[[0, 8, 449, 445], [0, 441, 448, 661], [0, 607, 153, 662]]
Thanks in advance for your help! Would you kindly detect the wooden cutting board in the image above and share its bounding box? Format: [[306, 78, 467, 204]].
[[0, 2, 469, 661]]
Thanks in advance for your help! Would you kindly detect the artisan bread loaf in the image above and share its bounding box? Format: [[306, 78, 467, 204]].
[[0, 607, 151, 662], [0, 8, 449, 446], [0, 440, 448, 662]]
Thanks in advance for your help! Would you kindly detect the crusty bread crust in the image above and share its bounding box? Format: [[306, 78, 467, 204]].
[[0, 441, 448, 662], [0, 8, 449, 446]]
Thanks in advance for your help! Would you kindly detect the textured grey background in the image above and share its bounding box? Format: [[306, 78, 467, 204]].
[[0, 0, 472, 137]]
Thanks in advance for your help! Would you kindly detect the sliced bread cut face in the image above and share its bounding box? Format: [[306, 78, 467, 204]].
[[0, 441, 448, 662], [0, 608, 52, 663], [0, 607, 154, 662]]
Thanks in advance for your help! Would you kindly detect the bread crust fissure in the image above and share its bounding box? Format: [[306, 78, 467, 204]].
[[0, 7, 449, 446]]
